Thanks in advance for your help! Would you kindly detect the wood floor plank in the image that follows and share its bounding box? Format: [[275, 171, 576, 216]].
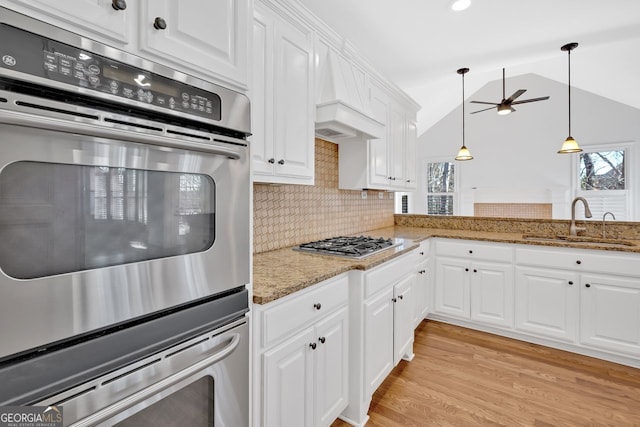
[[332, 321, 640, 427]]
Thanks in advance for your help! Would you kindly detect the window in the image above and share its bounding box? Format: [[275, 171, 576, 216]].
[[426, 161, 456, 215], [576, 146, 631, 220]]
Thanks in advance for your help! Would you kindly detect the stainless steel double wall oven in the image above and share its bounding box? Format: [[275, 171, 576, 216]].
[[0, 7, 250, 426]]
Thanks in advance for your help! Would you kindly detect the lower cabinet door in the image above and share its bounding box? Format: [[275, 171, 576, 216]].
[[515, 267, 578, 342], [363, 287, 394, 398], [393, 274, 415, 364], [434, 257, 470, 319], [263, 328, 315, 427], [470, 261, 514, 329], [580, 273, 640, 356], [314, 307, 349, 427]]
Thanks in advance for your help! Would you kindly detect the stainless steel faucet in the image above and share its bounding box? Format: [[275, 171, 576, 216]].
[[602, 211, 616, 239], [570, 197, 592, 236]]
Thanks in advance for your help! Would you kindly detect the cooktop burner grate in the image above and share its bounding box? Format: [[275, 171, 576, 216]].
[[294, 236, 400, 258]]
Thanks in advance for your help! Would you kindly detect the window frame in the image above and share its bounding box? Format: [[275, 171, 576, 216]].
[[425, 156, 459, 216]]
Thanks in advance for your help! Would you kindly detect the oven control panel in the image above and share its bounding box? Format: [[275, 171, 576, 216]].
[[0, 23, 221, 121]]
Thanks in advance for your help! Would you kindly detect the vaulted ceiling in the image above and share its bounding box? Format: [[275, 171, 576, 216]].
[[297, 0, 640, 134]]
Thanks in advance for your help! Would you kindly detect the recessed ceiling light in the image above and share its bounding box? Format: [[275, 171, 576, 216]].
[[451, 0, 471, 11]]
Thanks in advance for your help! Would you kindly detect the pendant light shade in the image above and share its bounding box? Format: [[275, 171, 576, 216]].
[[558, 42, 582, 154], [455, 67, 473, 161]]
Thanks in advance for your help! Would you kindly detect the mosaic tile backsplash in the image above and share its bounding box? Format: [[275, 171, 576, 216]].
[[253, 139, 394, 253]]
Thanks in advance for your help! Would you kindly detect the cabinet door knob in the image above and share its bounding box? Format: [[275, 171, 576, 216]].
[[465, 268, 469, 272], [469, 250, 473, 254], [111, 0, 127, 10], [309, 342, 317, 350], [419, 252, 424, 255], [568, 281, 574, 285], [392, 297, 397, 303], [278, 159, 285, 165], [318, 337, 326, 344], [267, 158, 275, 164], [153, 17, 167, 30], [473, 269, 477, 273], [585, 283, 591, 288], [313, 303, 321, 310], [398, 294, 404, 300], [576, 260, 582, 265]]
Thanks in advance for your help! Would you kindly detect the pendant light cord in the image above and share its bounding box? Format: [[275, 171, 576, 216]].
[[567, 48, 572, 137], [462, 71, 465, 145]]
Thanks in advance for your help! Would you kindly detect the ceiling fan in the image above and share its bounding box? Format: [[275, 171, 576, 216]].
[[470, 68, 550, 115]]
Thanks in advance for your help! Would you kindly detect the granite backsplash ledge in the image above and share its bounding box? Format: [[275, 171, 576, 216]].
[[394, 214, 640, 240]]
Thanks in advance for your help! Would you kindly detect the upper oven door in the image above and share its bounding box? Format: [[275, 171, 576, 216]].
[[0, 116, 249, 361]]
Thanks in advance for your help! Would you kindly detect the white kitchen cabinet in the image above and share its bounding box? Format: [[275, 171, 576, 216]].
[[338, 81, 418, 191], [414, 241, 430, 328], [2, 0, 250, 90], [252, 0, 315, 185], [137, 0, 249, 90], [363, 286, 394, 399], [580, 273, 640, 356], [263, 327, 315, 427], [514, 266, 579, 343], [433, 239, 514, 329], [262, 307, 348, 427], [344, 250, 416, 426], [255, 274, 349, 427], [1, 0, 130, 45]]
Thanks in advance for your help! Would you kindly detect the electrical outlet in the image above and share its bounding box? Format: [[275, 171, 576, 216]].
[[361, 191, 367, 199], [378, 192, 384, 199], [389, 192, 394, 199]]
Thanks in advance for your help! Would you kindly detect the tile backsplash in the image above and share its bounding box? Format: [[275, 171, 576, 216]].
[[253, 139, 394, 253]]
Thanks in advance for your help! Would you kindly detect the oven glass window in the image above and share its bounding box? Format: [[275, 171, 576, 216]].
[[0, 161, 215, 279], [114, 376, 214, 427]]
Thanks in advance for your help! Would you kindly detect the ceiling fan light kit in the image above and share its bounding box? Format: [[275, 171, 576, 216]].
[[558, 42, 582, 154], [455, 67, 473, 161]]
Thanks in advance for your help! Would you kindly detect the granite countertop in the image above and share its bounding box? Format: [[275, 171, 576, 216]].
[[253, 226, 640, 305]]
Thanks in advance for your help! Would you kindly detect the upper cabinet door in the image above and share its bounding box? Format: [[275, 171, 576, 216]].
[[138, 0, 249, 90], [3, 0, 130, 44], [272, 15, 314, 180]]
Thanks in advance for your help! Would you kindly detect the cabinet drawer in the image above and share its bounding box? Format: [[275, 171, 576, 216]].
[[516, 246, 640, 276], [436, 239, 513, 263], [365, 252, 417, 299], [261, 274, 349, 348]]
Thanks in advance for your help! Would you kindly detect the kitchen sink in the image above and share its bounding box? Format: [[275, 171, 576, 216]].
[[521, 234, 637, 248]]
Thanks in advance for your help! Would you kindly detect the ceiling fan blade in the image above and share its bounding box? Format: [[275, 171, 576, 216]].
[[505, 89, 527, 103], [511, 96, 550, 105], [470, 100, 500, 105], [470, 106, 496, 114]]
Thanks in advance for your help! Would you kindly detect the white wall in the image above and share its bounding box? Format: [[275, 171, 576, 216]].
[[413, 73, 640, 219]]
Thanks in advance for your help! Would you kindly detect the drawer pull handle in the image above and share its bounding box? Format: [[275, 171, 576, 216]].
[[585, 283, 591, 288], [576, 260, 582, 265], [318, 337, 326, 344], [309, 342, 317, 350], [568, 281, 574, 285], [313, 303, 322, 310], [469, 250, 473, 254]]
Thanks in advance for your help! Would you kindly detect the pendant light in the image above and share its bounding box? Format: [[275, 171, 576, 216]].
[[558, 42, 582, 154], [455, 67, 473, 161]]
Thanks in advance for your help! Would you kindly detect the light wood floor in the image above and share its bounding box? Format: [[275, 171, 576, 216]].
[[332, 320, 640, 426]]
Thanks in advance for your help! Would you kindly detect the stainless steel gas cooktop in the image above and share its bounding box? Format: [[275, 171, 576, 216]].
[[293, 236, 401, 259]]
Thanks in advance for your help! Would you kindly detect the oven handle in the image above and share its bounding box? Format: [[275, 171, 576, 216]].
[[0, 109, 245, 159], [69, 332, 241, 427]]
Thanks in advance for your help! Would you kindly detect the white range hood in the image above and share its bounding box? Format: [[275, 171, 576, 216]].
[[315, 49, 384, 142]]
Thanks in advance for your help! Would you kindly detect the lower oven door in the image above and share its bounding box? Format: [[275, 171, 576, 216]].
[[39, 318, 249, 427], [0, 117, 250, 360]]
